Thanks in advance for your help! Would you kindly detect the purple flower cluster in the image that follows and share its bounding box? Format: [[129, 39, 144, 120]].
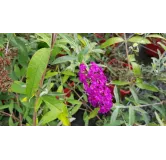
[[79, 62, 113, 114]]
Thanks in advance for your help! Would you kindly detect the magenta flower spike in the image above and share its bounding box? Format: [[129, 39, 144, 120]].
[[79, 62, 113, 114]]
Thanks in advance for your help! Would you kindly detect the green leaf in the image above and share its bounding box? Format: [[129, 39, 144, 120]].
[[83, 111, 89, 126], [26, 48, 51, 98], [62, 75, 69, 84], [57, 85, 63, 93], [91, 49, 104, 54], [70, 104, 81, 115], [136, 83, 159, 92], [26, 116, 33, 125], [88, 108, 99, 120], [146, 34, 166, 40], [62, 70, 76, 76], [67, 100, 82, 105], [14, 65, 21, 79], [40, 107, 61, 125], [15, 104, 23, 114], [112, 80, 130, 86], [20, 67, 27, 77], [52, 56, 77, 65], [51, 46, 62, 58], [157, 42, 166, 51], [41, 95, 70, 126], [78, 47, 89, 63], [128, 36, 151, 44], [131, 62, 142, 77], [101, 37, 124, 48], [59, 34, 78, 51], [113, 103, 128, 109], [129, 87, 139, 104], [58, 111, 70, 126], [36, 97, 43, 111], [128, 54, 136, 62], [136, 78, 143, 83], [9, 117, 15, 126], [0, 104, 11, 110], [133, 107, 147, 114], [57, 104, 70, 126], [78, 53, 84, 63], [129, 105, 135, 126], [110, 108, 119, 125], [10, 36, 29, 67], [56, 44, 71, 54], [113, 86, 119, 103], [155, 112, 164, 126], [153, 105, 165, 118], [77, 34, 86, 46], [41, 95, 64, 110], [9, 81, 26, 94], [45, 71, 58, 79], [9, 101, 14, 113], [142, 113, 150, 125], [36, 33, 51, 47]]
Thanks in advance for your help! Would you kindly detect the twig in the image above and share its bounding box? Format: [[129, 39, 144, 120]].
[[119, 100, 165, 109], [124, 33, 131, 70], [5, 41, 9, 56], [0, 111, 20, 122], [141, 44, 158, 54], [16, 93, 22, 126], [134, 100, 165, 108]]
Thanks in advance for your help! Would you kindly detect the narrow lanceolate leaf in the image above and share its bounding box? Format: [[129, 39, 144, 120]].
[[101, 37, 124, 48], [88, 108, 100, 120], [113, 86, 119, 103], [129, 87, 139, 104], [153, 105, 166, 118], [110, 108, 119, 125], [136, 83, 159, 92], [155, 112, 164, 126], [45, 71, 58, 79], [26, 48, 51, 98], [128, 36, 151, 44], [142, 114, 150, 125], [10, 36, 29, 67], [0, 104, 11, 110], [133, 107, 147, 114], [36, 33, 51, 47], [129, 105, 135, 126], [70, 104, 82, 116], [77, 34, 86, 46], [131, 62, 142, 77], [157, 42, 166, 51], [52, 55, 77, 65], [112, 80, 130, 86], [146, 34, 166, 40]]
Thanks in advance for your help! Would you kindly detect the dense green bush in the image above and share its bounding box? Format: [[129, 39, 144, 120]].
[[0, 33, 166, 126]]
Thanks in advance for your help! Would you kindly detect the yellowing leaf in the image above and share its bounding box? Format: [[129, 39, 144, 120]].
[[21, 97, 28, 102]]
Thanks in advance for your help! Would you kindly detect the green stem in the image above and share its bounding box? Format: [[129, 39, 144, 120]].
[[33, 33, 57, 126]]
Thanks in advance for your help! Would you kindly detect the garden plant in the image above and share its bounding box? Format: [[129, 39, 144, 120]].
[[0, 33, 166, 126]]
